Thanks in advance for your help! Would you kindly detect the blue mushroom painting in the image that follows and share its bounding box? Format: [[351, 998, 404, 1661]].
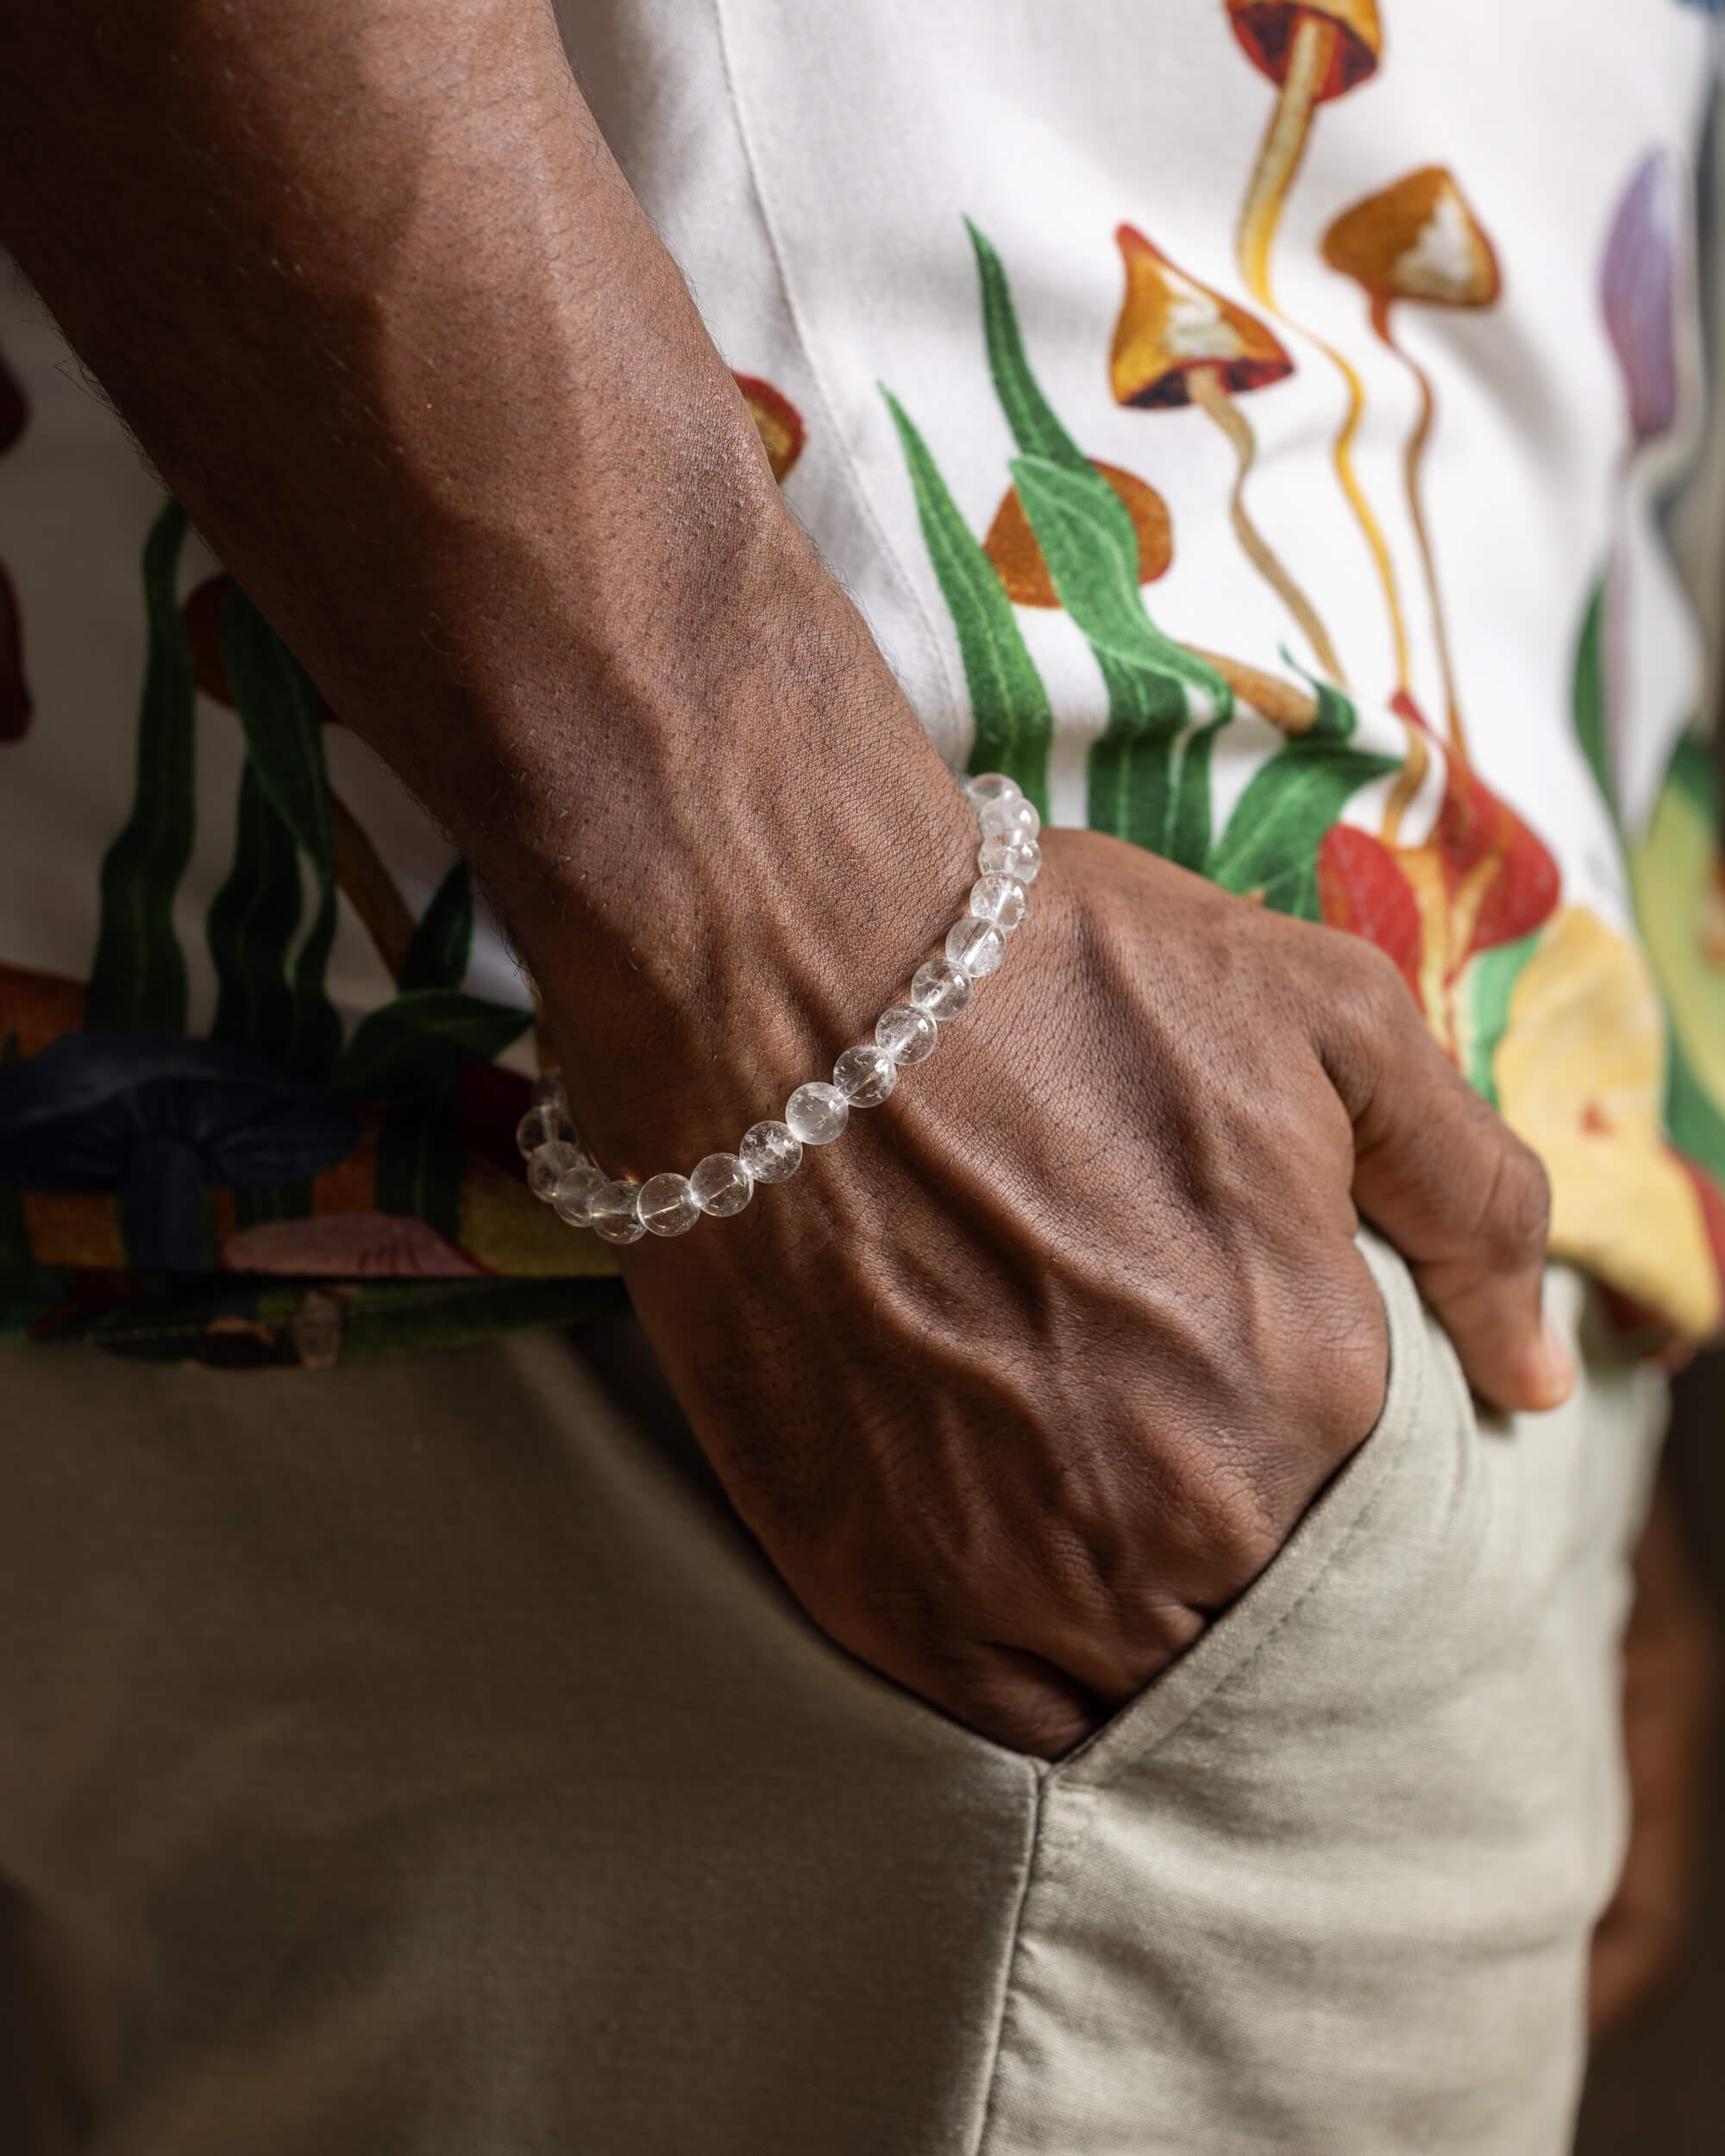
[[0, 1033, 360, 1271]]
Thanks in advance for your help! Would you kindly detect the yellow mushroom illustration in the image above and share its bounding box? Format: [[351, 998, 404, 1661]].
[[1323, 168, 1501, 757], [1110, 222, 1344, 681], [1226, 1, 1404, 689]]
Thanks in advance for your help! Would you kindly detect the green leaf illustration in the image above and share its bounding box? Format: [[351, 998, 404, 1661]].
[[207, 761, 302, 1056], [85, 500, 197, 1031], [230, 1181, 312, 1232], [1011, 458, 1225, 705], [1463, 931, 1540, 1106], [220, 586, 342, 1080], [1571, 578, 1614, 825], [331, 987, 531, 1104], [1277, 649, 1358, 742], [1207, 743, 1401, 920], [375, 1100, 467, 1244], [1666, 1024, 1725, 1185], [399, 859, 475, 994], [971, 219, 1223, 856], [1007, 454, 1230, 858], [967, 219, 1089, 475], [882, 388, 1052, 812]]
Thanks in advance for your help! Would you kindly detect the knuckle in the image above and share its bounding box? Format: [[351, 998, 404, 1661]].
[[1330, 935, 1416, 1034], [938, 1655, 1096, 1758], [1476, 1130, 1552, 1264], [1168, 1459, 1292, 1590]]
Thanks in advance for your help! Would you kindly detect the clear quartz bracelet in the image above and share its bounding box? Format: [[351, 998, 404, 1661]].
[[517, 774, 1041, 1246]]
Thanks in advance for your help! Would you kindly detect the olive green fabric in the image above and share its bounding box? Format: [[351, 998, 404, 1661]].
[[0, 1238, 1665, 2153]]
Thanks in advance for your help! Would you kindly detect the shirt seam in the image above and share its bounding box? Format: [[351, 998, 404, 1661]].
[[706, 0, 970, 742]]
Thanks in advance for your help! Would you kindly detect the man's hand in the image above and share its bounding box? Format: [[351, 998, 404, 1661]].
[[0, 0, 1571, 1760], [580, 826, 1569, 1756]]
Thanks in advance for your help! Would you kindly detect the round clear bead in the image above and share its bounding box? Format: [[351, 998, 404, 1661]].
[[946, 916, 1007, 978], [516, 1104, 566, 1157], [977, 833, 1041, 884], [740, 1119, 803, 1183], [965, 772, 1021, 808], [530, 1070, 568, 1114], [527, 1139, 583, 1200], [979, 794, 1040, 843], [910, 957, 973, 1022], [590, 1180, 645, 1244], [691, 1151, 754, 1216], [550, 1163, 606, 1226], [969, 873, 1030, 932], [786, 1081, 850, 1145], [875, 1004, 938, 1065], [639, 1171, 701, 1237], [833, 1044, 898, 1106]]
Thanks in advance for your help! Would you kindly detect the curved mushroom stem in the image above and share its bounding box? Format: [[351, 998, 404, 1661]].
[[1235, 11, 1408, 695], [1236, 13, 1334, 302], [1182, 646, 1320, 734], [1372, 295, 1467, 759], [124, 1133, 208, 1272], [1379, 711, 1430, 849], [1188, 365, 1347, 684]]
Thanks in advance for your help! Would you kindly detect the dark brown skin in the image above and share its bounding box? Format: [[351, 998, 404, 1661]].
[[0, 1, 1573, 1754]]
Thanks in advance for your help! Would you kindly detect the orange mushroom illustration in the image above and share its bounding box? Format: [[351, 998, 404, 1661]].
[[1110, 222, 1344, 680], [1323, 168, 1501, 757], [983, 461, 1170, 608], [733, 373, 806, 484], [1226, 1, 1404, 689]]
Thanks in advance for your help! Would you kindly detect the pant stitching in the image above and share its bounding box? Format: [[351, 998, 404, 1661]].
[[969, 1760, 1050, 2156]]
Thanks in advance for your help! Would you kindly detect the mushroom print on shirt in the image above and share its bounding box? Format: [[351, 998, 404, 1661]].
[[0, 300, 801, 1359], [3, 0, 1725, 1362], [873, 0, 1725, 1343]]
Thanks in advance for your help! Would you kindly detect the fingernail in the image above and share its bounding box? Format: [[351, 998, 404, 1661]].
[[1529, 1314, 1577, 1409]]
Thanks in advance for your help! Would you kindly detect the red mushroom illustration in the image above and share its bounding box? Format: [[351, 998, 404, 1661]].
[[1227, 1, 1383, 295], [1226, 1, 1404, 690], [222, 1208, 482, 1276], [1323, 169, 1502, 757], [1110, 223, 1344, 680], [1317, 714, 1559, 1061], [733, 373, 806, 484]]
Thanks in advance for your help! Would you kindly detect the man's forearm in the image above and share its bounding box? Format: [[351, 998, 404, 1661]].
[[0, 0, 973, 1163]]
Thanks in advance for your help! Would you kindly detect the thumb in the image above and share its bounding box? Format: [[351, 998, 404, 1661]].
[[1322, 960, 1574, 1415]]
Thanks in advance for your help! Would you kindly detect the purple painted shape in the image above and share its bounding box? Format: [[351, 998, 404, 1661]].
[[1603, 151, 1681, 445]]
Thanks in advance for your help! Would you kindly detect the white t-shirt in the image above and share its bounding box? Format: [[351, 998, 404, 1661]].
[[2, 0, 1723, 1353]]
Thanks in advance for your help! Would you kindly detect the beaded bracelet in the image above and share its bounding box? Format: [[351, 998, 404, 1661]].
[[515, 773, 1041, 1246]]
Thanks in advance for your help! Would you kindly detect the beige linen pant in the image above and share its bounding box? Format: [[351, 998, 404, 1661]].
[[0, 1237, 1665, 2153]]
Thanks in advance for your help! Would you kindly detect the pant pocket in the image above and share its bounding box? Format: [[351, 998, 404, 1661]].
[[977, 1239, 1668, 2156], [1050, 1226, 1438, 1792]]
